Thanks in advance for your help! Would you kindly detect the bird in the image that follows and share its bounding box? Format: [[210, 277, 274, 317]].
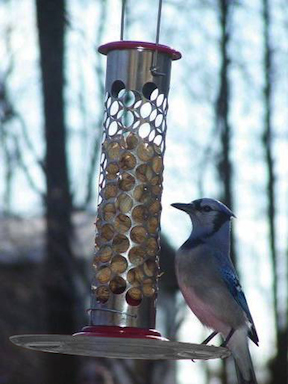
[[172, 198, 258, 384]]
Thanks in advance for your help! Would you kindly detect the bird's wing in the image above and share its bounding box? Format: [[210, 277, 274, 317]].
[[214, 251, 259, 346]]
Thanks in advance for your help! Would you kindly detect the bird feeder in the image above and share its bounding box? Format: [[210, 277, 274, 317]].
[[10, 0, 230, 362]]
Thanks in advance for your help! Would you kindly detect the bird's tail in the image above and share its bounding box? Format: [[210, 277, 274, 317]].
[[228, 327, 258, 384]]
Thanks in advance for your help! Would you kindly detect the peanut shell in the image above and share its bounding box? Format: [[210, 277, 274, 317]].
[[111, 255, 128, 273], [97, 245, 113, 263], [116, 193, 133, 214], [127, 287, 142, 300], [107, 142, 121, 160], [112, 234, 130, 253], [119, 152, 136, 170], [126, 133, 138, 149], [97, 266, 112, 284], [132, 205, 148, 223], [95, 285, 110, 303], [109, 276, 126, 294], [137, 143, 154, 161], [135, 164, 153, 182], [104, 183, 118, 199], [119, 172, 135, 191], [115, 214, 131, 233], [130, 226, 148, 244], [103, 203, 116, 221], [128, 246, 146, 266], [101, 224, 115, 241], [152, 156, 163, 174]]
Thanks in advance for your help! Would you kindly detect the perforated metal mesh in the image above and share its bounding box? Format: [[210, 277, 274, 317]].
[[93, 80, 168, 308]]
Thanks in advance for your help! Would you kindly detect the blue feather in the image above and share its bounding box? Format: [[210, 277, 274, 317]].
[[216, 256, 259, 346]]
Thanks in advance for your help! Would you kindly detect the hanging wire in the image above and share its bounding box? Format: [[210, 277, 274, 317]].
[[120, 0, 126, 40], [120, 0, 165, 76], [155, 0, 163, 44]]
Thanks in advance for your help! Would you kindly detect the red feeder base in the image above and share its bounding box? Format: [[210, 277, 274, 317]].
[[74, 326, 168, 341]]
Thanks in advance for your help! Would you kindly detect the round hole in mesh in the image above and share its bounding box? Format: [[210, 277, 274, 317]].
[[122, 110, 134, 127], [116, 109, 124, 119], [132, 120, 140, 130], [111, 80, 125, 98], [122, 91, 135, 107], [110, 101, 119, 116], [153, 134, 162, 146], [142, 82, 158, 100], [155, 114, 164, 128], [109, 276, 127, 294], [156, 94, 165, 107], [162, 98, 168, 111], [151, 88, 159, 101], [111, 254, 128, 273], [104, 92, 109, 102], [106, 97, 112, 108], [139, 123, 151, 139], [148, 130, 156, 142], [140, 103, 152, 119], [149, 109, 157, 122], [126, 288, 142, 306], [134, 100, 142, 110], [95, 285, 110, 303], [108, 121, 118, 136], [105, 118, 111, 130]]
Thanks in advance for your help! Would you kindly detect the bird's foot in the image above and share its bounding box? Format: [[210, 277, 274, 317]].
[[221, 328, 235, 347], [201, 331, 218, 345]]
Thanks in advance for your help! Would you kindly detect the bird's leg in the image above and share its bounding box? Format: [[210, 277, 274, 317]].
[[221, 328, 235, 347], [201, 331, 218, 345]]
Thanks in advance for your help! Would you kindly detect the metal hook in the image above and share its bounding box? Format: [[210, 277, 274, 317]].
[[120, 0, 165, 76]]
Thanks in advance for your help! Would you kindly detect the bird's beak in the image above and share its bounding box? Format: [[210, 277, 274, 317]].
[[171, 203, 194, 213]]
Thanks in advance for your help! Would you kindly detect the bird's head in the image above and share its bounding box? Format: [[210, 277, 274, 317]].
[[171, 198, 235, 238]]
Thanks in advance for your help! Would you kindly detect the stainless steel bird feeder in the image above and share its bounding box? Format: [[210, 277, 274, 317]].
[[10, 0, 230, 362], [89, 40, 181, 332]]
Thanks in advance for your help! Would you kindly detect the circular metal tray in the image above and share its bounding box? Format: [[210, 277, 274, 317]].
[[10, 334, 230, 360]]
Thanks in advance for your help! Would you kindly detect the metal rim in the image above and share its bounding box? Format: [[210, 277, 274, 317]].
[[98, 41, 182, 61]]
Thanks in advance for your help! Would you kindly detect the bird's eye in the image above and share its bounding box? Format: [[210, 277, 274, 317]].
[[202, 205, 212, 212]]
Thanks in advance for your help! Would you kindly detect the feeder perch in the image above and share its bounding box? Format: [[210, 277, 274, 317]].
[[10, 1, 230, 362]]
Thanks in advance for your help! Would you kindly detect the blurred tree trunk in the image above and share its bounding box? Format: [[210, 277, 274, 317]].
[[215, 0, 235, 265], [262, 1, 288, 383], [36, 1, 78, 383], [215, 1, 234, 383]]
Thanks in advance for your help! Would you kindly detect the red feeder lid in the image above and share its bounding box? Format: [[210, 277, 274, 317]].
[[98, 41, 182, 61]]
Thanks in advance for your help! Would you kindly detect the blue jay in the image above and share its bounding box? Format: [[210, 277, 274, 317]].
[[172, 198, 258, 384]]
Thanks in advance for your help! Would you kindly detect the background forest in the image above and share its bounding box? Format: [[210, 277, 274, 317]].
[[0, 0, 287, 384]]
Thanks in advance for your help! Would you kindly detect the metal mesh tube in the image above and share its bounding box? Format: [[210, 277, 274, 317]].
[[90, 42, 179, 329]]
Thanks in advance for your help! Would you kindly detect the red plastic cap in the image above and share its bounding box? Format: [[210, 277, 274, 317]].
[[74, 326, 168, 341], [98, 41, 182, 61]]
